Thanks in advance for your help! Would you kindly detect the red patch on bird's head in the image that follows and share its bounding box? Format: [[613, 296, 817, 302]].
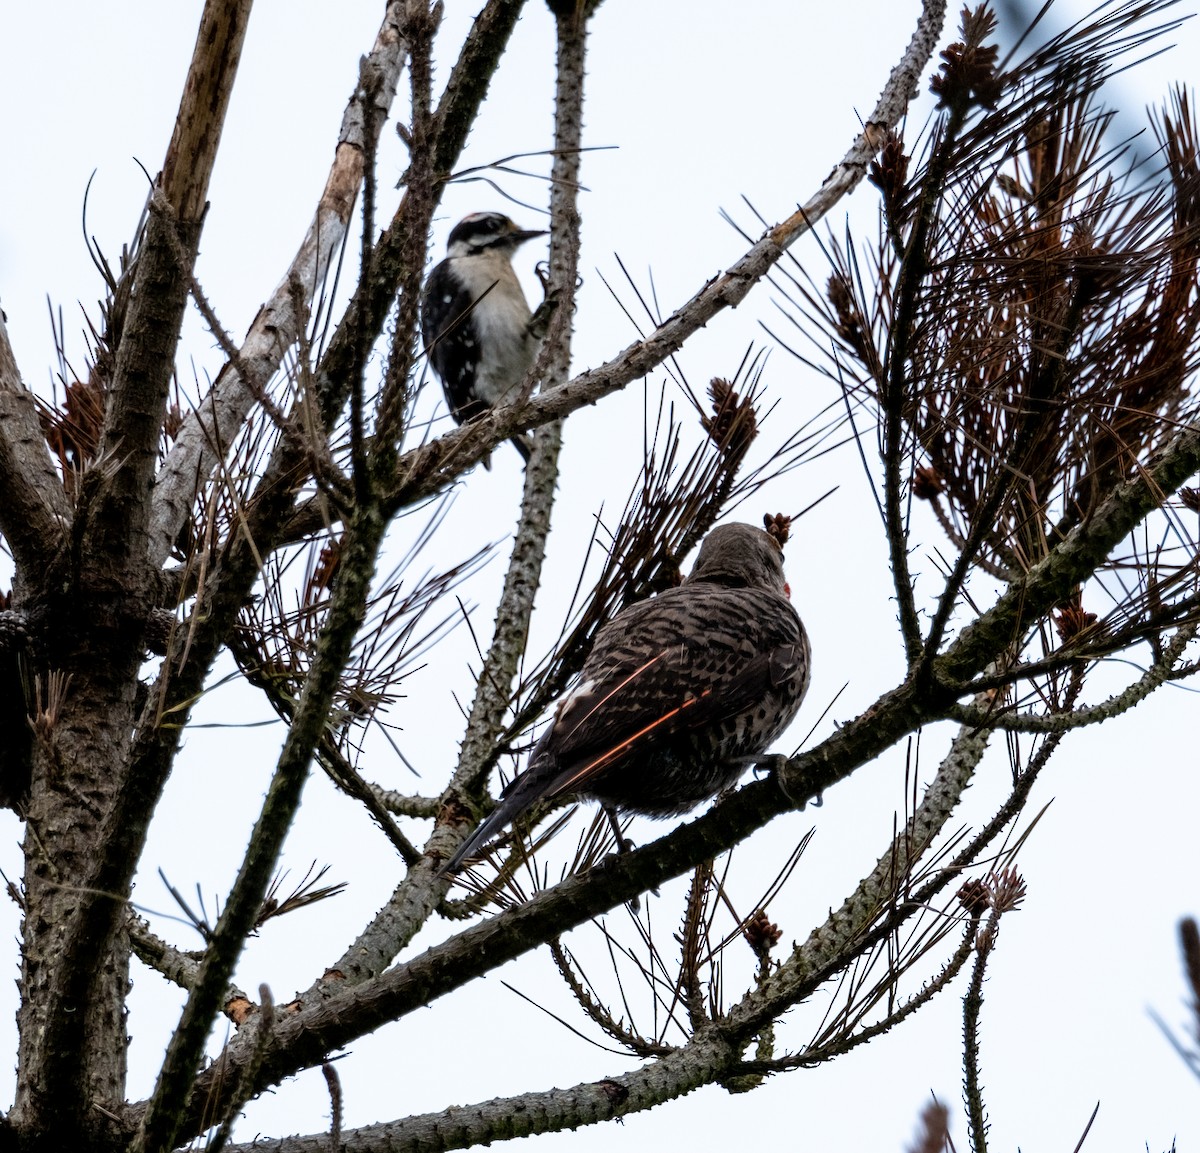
[[784, 581, 792, 599]]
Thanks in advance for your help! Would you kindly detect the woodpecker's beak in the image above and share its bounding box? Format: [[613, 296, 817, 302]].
[[511, 228, 547, 246]]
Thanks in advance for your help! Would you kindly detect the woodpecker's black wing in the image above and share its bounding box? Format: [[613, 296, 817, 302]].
[[420, 259, 487, 425], [420, 261, 533, 463]]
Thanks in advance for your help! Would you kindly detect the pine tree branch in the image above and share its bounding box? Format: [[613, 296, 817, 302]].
[[740, 907, 983, 1069], [148, 0, 410, 567], [128, 915, 202, 991], [947, 621, 1198, 733], [274, 0, 950, 535], [82, 0, 252, 571], [307, 0, 531, 432], [160, 0, 255, 223], [324, 0, 593, 987], [89, 8, 534, 1074], [134, 503, 390, 1153], [218, 1028, 740, 1153], [130, 677, 955, 1139], [19, 2, 254, 1133], [726, 712, 993, 1040], [0, 313, 70, 574]]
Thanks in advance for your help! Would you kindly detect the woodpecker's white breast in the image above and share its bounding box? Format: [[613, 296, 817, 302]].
[[445, 249, 538, 406]]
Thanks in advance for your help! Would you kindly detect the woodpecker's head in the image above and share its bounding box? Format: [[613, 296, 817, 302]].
[[445, 212, 546, 259], [685, 523, 790, 597]]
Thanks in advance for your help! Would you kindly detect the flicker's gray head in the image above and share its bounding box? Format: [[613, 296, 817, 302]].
[[685, 523, 788, 596]]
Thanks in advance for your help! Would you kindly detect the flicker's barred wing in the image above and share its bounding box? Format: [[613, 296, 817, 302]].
[[535, 582, 809, 811]]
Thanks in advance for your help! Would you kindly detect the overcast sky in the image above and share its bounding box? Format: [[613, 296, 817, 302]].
[[1, 2, 1198, 1150]]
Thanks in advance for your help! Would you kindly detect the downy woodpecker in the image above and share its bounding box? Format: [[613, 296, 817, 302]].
[[420, 212, 546, 464]]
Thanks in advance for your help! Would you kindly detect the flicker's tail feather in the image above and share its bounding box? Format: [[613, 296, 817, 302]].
[[438, 749, 557, 875], [439, 805, 514, 876]]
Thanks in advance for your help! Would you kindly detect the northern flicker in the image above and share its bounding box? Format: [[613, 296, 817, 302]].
[[441, 522, 811, 874]]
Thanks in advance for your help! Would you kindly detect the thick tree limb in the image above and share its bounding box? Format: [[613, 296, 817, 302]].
[[161, 0, 255, 221], [82, 0, 253, 570], [0, 314, 69, 577], [201, 700, 993, 1151], [14, 3, 256, 1138], [214, 715, 991, 1153]]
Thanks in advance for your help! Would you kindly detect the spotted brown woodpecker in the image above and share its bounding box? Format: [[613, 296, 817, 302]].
[[442, 522, 811, 873]]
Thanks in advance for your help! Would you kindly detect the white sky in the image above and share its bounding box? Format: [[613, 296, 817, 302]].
[[1, 2, 1198, 1151]]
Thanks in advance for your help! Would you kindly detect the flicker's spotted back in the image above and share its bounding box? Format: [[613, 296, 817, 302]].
[[442, 522, 811, 874]]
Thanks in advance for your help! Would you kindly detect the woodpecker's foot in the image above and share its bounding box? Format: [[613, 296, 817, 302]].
[[747, 753, 790, 775], [527, 280, 560, 341]]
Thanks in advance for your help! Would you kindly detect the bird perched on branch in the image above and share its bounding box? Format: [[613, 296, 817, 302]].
[[442, 522, 811, 874], [420, 212, 547, 465]]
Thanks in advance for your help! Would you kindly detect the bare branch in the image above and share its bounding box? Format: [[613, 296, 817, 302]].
[[0, 313, 70, 573], [161, 0, 255, 222], [128, 914, 201, 991], [134, 506, 391, 1153], [148, 1, 410, 567], [948, 621, 1198, 732]]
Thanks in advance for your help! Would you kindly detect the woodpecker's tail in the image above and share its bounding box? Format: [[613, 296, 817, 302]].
[[438, 752, 555, 876], [439, 804, 516, 876], [511, 433, 533, 463]]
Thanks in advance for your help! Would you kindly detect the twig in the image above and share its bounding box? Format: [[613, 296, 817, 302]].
[[948, 621, 1197, 733]]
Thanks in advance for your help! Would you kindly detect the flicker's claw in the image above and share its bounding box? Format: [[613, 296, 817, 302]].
[[604, 805, 637, 856]]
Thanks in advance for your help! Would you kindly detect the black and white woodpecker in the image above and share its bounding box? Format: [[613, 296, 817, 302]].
[[420, 212, 547, 464]]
